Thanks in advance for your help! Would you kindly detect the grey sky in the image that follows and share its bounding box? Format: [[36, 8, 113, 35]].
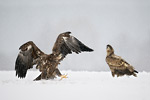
[[0, 0, 150, 71]]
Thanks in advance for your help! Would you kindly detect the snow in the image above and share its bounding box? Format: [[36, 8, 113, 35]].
[[0, 71, 150, 100]]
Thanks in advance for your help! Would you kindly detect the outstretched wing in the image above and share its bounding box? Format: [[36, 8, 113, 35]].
[[52, 31, 94, 61], [15, 41, 44, 78]]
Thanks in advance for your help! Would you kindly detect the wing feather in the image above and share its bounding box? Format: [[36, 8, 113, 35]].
[[106, 55, 129, 70], [52, 32, 93, 61], [15, 41, 44, 78], [106, 54, 137, 74], [70, 36, 93, 52]]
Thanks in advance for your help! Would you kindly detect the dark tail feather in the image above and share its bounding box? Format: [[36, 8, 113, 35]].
[[134, 70, 138, 73]]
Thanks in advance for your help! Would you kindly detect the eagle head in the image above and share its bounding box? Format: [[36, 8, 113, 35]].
[[106, 44, 114, 56], [61, 31, 71, 37]]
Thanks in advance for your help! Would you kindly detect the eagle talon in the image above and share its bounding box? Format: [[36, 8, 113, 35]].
[[60, 74, 68, 80]]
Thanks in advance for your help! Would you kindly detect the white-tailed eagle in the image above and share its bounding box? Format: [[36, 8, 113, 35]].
[[106, 44, 138, 77], [15, 32, 93, 80]]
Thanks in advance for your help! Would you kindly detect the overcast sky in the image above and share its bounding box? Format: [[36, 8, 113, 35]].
[[0, 0, 150, 71]]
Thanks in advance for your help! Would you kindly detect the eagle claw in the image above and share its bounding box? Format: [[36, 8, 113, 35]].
[[60, 74, 68, 80]]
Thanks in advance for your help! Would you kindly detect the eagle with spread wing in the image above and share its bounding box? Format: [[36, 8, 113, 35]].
[[106, 44, 138, 77], [15, 32, 93, 80]]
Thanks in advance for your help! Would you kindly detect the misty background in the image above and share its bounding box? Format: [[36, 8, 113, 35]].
[[0, 0, 150, 71]]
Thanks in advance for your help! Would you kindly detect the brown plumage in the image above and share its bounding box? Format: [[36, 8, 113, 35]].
[[106, 44, 138, 77], [15, 31, 94, 80]]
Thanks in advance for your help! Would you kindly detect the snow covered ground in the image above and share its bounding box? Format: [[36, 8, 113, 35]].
[[0, 71, 150, 100]]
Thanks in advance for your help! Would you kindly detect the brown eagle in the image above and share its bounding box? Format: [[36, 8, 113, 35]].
[[15, 32, 93, 80], [106, 44, 138, 77]]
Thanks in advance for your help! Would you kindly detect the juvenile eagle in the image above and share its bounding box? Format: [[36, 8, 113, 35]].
[[106, 44, 138, 77], [15, 32, 93, 80]]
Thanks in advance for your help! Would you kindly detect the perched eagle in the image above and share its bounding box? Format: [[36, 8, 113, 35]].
[[15, 32, 94, 80], [106, 44, 138, 77]]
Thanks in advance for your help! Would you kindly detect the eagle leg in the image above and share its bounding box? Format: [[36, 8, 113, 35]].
[[132, 73, 137, 77], [34, 74, 41, 81], [33, 70, 47, 81], [111, 72, 115, 77], [117, 74, 119, 77], [55, 68, 62, 76]]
